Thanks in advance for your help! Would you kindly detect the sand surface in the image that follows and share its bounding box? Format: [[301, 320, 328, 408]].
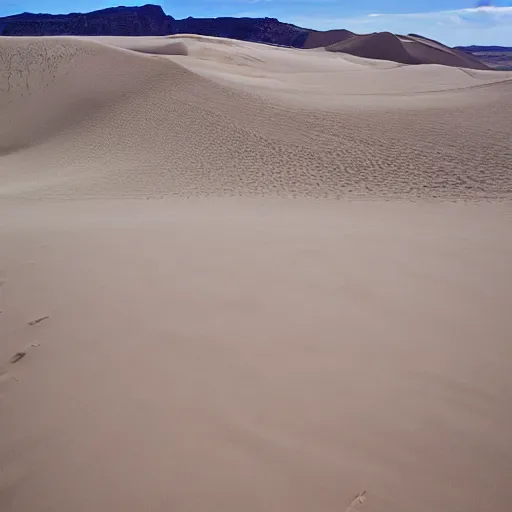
[[1, 35, 512, 511]]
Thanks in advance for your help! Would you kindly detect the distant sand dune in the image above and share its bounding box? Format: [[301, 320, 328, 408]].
[[328, 32, 416, 64], [326, 32, 490, 70], [302, 29, 355, 49]]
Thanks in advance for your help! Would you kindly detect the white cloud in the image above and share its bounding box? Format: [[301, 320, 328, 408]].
[[368, 6, 512, 17]]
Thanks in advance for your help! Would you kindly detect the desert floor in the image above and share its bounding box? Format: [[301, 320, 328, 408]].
[[1, 35, 512, 512]]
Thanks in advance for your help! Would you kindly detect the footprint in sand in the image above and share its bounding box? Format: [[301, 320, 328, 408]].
[[7, 342, 41, 365], [28, 315, 49, 326], [9, 352, 26, 364], [345, 490, 367, 512]]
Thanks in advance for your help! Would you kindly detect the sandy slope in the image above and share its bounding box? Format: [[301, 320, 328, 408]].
[[1, 36, 512, 199], [1, 35, 512, 512]]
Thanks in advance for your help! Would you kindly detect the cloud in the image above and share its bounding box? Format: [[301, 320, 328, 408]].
[[285, 6, 512, 46], [367, 6, 512, 17]]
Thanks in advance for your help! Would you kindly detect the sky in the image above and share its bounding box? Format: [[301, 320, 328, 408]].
[[1, 1, 512, 46]]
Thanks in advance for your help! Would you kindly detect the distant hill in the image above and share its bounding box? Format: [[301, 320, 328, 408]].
[[0, 5, 310, 46], [456, 45, 512, 53], [456, 45, 512, 71], [0, 4, 491, 70]]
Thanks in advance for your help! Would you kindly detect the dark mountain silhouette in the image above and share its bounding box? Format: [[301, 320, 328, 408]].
[[0, 5, 172, 36], [456, 45, 512, 52], [0, 4, 310, 46], [0, 4, 490, 69], [455, 45, 512, 70]]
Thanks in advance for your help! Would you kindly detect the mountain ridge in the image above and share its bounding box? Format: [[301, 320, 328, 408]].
[[0, 4, 310, 47]]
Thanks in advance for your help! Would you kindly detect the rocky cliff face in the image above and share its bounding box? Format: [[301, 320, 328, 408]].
[[0, 5, 173, 36], [0, 4, 309, 46]]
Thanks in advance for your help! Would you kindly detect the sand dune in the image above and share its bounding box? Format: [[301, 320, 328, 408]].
[[327, 32, 417, 64], [326, 32, 490, 70], [302, 29, 355, 49], [1, 34, 512, 512], [1, 36, 511, 199]]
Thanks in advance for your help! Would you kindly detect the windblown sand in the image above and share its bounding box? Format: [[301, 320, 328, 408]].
[[1, 36, 512, 512]]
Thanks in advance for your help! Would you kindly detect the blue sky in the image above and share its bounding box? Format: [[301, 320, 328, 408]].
[[1, 1, 512, 46]]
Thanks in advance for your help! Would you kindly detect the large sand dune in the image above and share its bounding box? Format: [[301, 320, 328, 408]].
[[1, 35, 512, 512], [1, 36, 511, 199], [324, 32, 489, 70]]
